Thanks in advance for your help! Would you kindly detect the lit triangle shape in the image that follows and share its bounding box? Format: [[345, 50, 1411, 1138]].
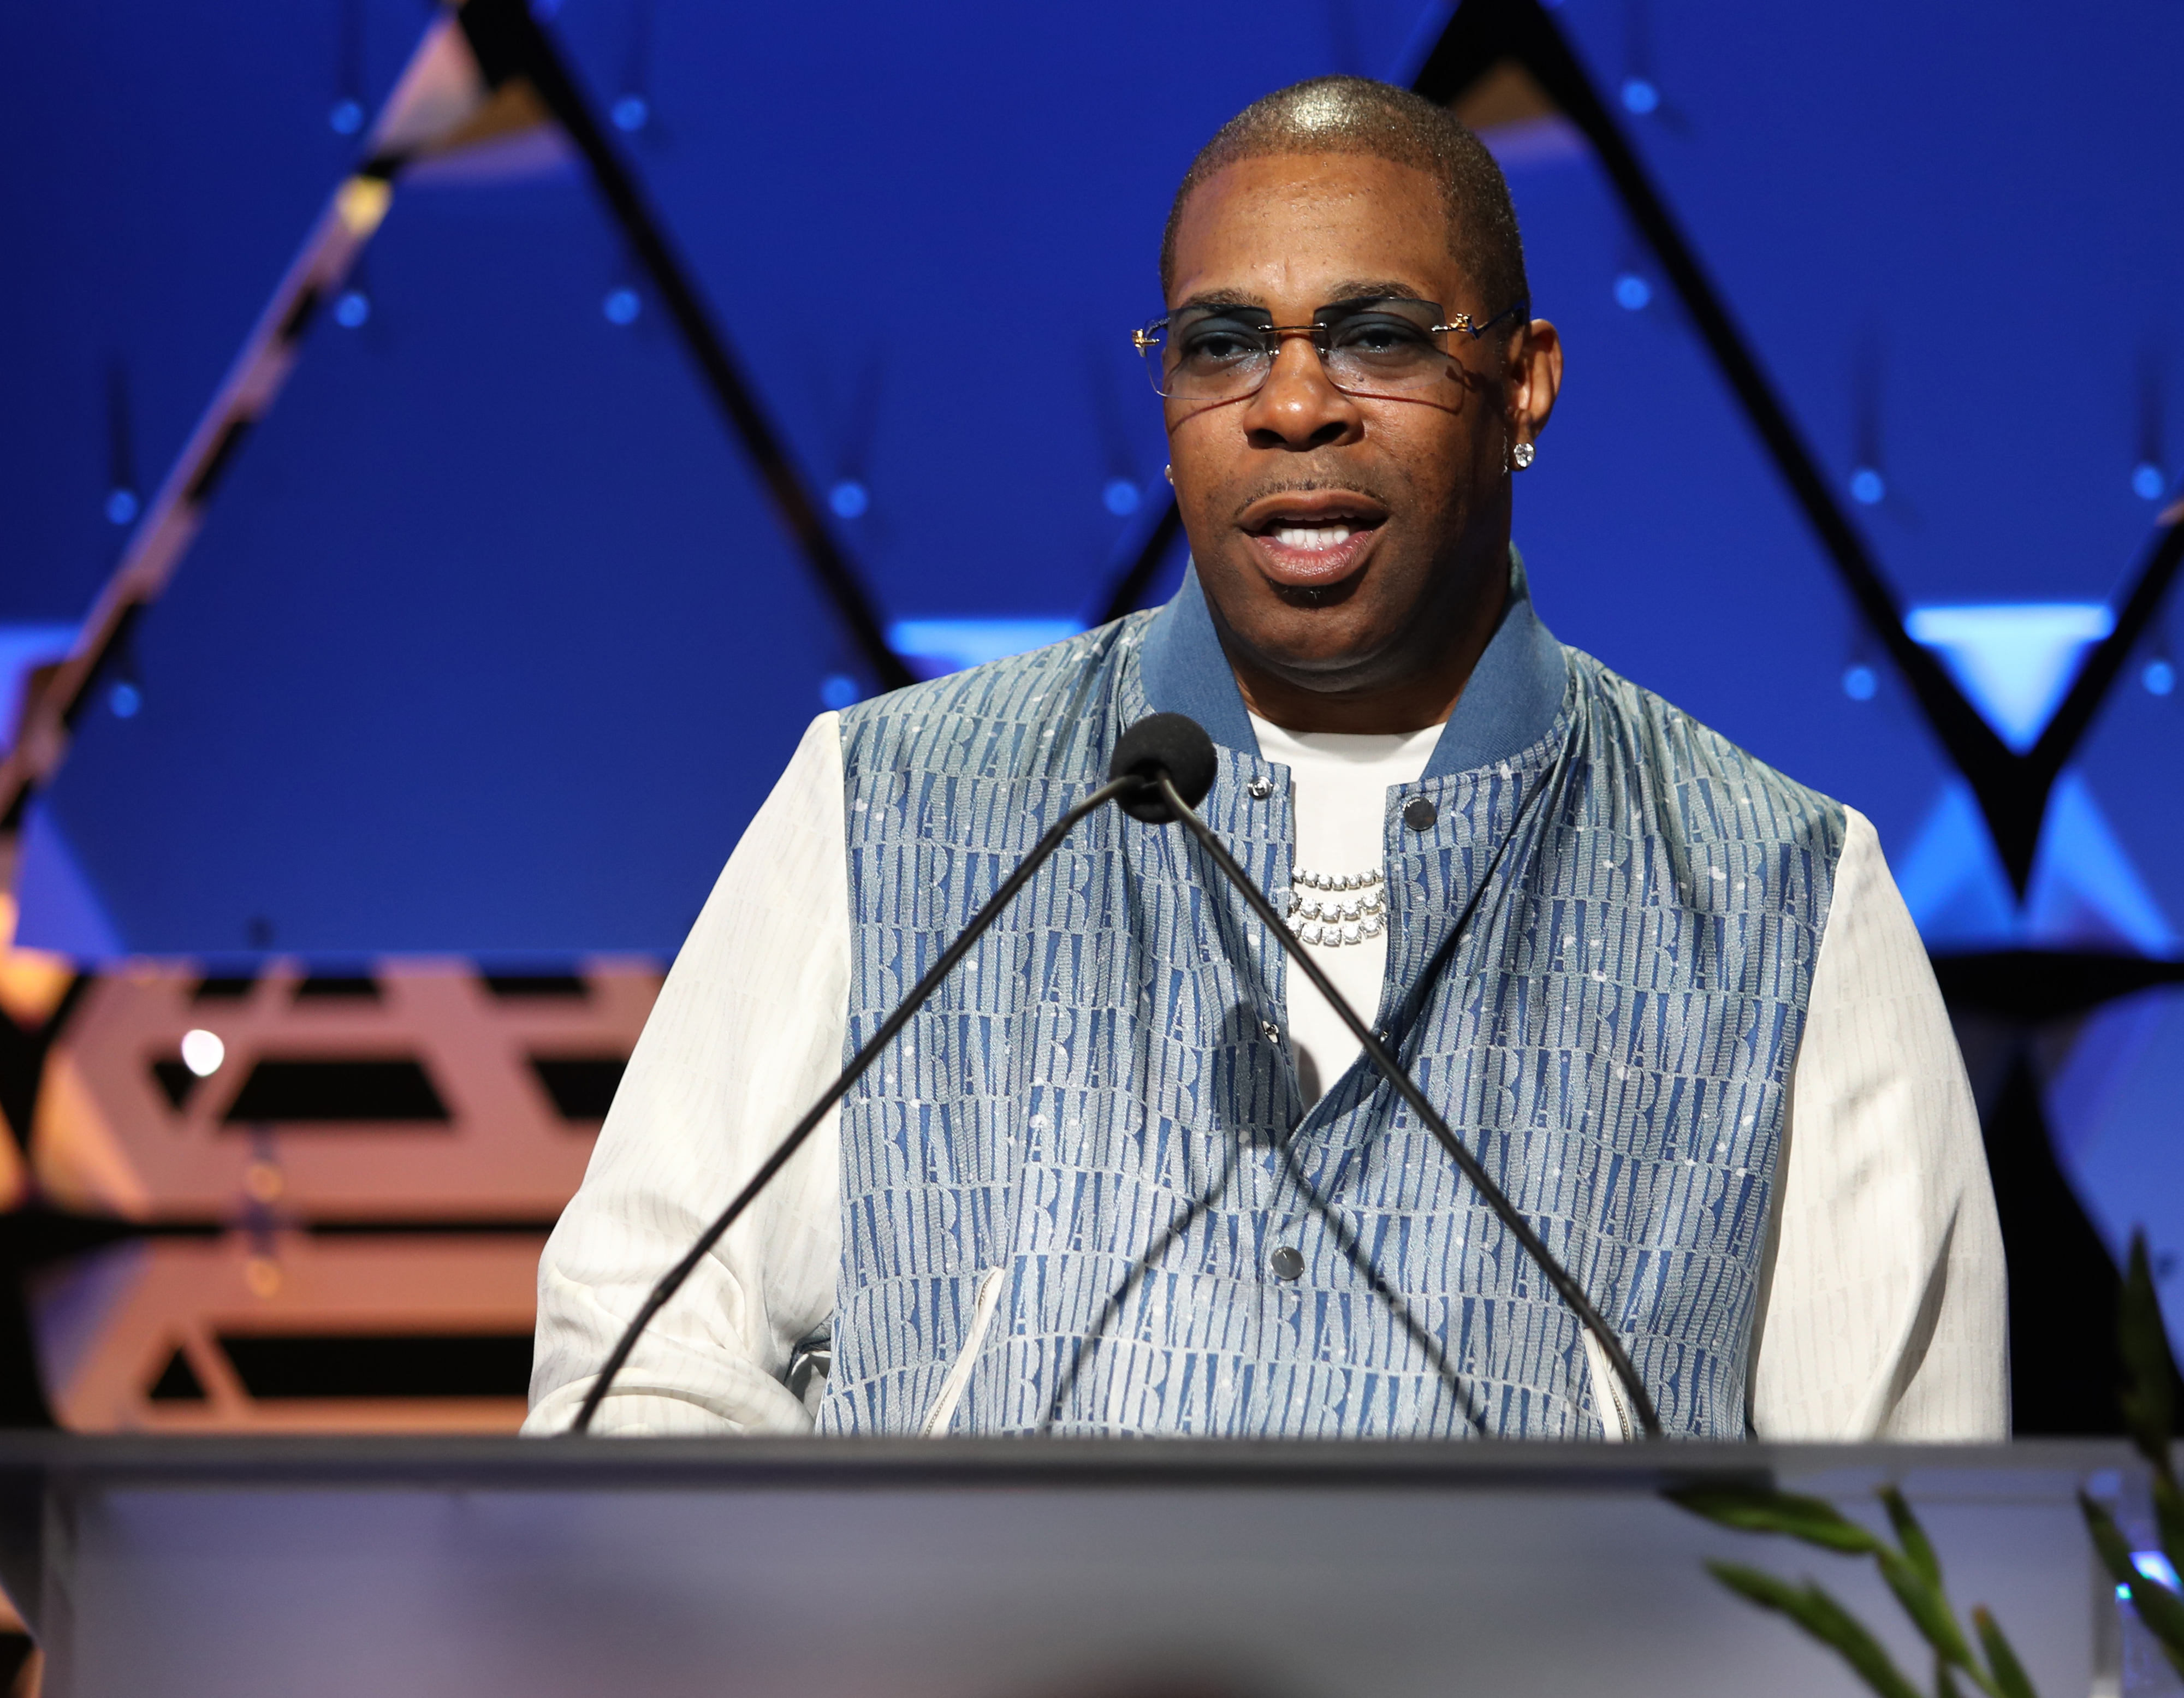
[[1904, 603, 2114, 753], [2024, 773, 2177, 954], [1891, 779, 2020, 948]]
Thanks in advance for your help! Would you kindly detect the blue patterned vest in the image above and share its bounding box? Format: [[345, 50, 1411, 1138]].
[[814, 556, 1844, 1440]]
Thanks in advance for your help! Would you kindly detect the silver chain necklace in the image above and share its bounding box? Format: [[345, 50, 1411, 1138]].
[[1283, 866, 1385, 947]]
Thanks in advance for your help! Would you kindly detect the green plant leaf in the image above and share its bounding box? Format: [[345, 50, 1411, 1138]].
[[2129, 1580, 2184, 1666], [1670, 1485, 1886, 1554], [1882, 1487, 1943, 1589], [2084, 1492, 2144, 1588], [1877, 1549, 1978, 1673], [1705, 1561, 1925, 1698], [2120, 1231, 2177, 1474], [2084, 1492, 2184, 1661], [2156, 1470, 2184, 1583], [1935, 1654, 1967, 1698], [1970, 1607, 2038, 1698]]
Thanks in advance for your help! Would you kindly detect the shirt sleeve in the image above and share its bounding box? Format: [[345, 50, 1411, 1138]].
[[525, 714, 850, 1436], [1748, 805, 2009, 1441]]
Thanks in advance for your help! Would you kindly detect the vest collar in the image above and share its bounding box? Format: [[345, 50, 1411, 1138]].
[[1137, 545, 1569, 779]]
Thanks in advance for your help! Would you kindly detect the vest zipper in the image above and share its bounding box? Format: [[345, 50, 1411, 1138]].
[[1580, 1327, 1634, 1442], [919, 1266, 1007, 1437]]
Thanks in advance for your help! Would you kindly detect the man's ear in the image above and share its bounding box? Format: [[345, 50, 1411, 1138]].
[[1509, 319, 1563, 447]]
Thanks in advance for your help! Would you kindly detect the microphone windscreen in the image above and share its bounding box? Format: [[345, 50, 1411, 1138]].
[[1109, 713, 1219, 822]]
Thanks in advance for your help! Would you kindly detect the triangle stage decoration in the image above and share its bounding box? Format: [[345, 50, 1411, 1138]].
[[1896, 772, 2175, 955], [1390, 0, 2184, 901], [2025, 774, 2177, 955], [0, 0, 910, 958], [1906, 603, 2116, 755], [1893, 781, 2020, 951]]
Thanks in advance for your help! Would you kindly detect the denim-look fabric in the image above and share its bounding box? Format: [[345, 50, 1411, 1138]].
[[815, 553, 1845, 1439]]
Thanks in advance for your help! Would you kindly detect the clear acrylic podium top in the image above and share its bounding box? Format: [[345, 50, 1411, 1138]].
[[0, 1433, 2138, 1698]]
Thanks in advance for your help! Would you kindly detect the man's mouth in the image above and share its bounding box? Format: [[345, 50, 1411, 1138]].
[[1237, 490, 1390, 592]]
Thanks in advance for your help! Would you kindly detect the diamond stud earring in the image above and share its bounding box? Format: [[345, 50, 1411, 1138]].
[[1511, 441, 1536, 471], [1163, 464, 1173, 485]]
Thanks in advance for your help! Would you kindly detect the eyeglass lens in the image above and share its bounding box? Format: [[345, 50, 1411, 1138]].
[[1142, 298, 1462, 402]]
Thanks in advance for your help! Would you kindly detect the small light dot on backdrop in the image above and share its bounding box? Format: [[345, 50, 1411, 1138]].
[[1613, 274, 1651, 312], [1619, 79, 1659, 115], [109, 681, 141, 718], [819, 674, 860, 710], [1842, 664, 1878, 701], [2146, 659, 2176, 697], [334, 290, 371, 329], [1849, 467, 1886, 505], [181, 1029, 226, 1078], [328, 99, 364, 136], [2133, 462, 2167, 501], [829, 479, 869, 519], [104, 488, 139, 526], [612, 94, 649, 132], [603, 288, 640, 325], [1103, 477, 1141, 517]]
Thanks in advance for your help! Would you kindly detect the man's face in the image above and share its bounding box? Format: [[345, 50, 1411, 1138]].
[[1162, 151, 1556, 716]]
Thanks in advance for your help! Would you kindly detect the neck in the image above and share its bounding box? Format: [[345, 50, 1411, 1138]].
[[1219, 549, 1510, 736]]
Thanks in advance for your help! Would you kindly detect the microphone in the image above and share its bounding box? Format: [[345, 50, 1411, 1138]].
[[1109, 711, 1220, 823], [1130, 721, 1664, 1441], [568, 729, 1215, 1434]]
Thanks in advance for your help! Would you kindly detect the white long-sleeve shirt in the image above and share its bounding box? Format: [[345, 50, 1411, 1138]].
[[526, 713, 2008, 1441]]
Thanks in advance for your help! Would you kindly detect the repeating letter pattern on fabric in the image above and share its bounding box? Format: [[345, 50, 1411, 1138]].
[[817, 613, 1843, 1441]]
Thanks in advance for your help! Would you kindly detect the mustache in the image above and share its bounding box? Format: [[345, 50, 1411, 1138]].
[[1226, 474, 1398, 524]]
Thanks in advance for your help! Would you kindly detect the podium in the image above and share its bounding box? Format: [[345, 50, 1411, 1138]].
[[0, 1434, 2129, 1697]]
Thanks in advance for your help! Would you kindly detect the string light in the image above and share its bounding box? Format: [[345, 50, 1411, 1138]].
[[181, 1029, 226, 1078]]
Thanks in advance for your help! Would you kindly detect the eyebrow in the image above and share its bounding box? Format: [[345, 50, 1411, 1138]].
[[1171, 279, 1439, 316]]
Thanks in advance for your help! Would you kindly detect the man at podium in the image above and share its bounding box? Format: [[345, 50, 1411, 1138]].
[[527, 78, 2005, 1444]]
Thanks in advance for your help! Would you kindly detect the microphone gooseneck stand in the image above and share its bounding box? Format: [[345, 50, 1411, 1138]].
[[570, 710, 1659, 1441], [571, 773, 1133, 1433], [1144, 766, 1665, 1440], [569, 715, 1217, 1434]]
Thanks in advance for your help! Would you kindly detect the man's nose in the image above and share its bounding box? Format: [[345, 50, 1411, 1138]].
[[1239, 334, 1362, 449]]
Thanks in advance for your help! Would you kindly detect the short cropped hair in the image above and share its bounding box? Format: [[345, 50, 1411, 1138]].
[[1159, 76, 1529, 323]]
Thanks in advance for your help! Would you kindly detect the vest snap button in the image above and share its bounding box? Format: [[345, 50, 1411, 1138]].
[[1402, 795, 1438, 832], [1259, 1018, 1281, 1044], [1247, 776, 1273, 800], [1268, 1245, 1305, 1281]]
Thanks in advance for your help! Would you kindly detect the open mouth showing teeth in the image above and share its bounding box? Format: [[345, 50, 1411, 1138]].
[[1238, 491, 1390, 587], [1267, 524, 1358, 551]]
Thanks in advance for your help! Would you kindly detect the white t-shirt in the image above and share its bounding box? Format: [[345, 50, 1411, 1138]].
[[1248, 713, 1439, 1106]]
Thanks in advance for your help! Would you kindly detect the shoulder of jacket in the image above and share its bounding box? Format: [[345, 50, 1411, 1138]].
[[1561, 646, 1848, 854], [837, 611, 1154, 774]]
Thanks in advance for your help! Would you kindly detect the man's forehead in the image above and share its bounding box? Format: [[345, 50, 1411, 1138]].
[[1174, 280, 1436, 315], [1167, 152, 1462, 306]]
